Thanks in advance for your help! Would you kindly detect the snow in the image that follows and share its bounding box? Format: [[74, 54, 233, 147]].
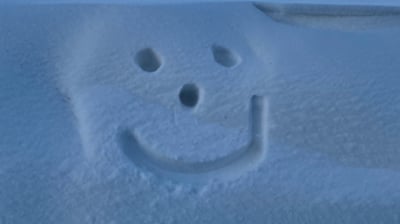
[[1, 1, 400, 223], [4, 0, 400, 7]]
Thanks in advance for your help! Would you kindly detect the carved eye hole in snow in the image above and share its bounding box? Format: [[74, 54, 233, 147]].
[[179, 83, 199, 108], [212, 44, 241, 68], [135, 48, 162, 72]]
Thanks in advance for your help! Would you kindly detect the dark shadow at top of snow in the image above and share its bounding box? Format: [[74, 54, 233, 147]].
[[253, 2, 400, 31]]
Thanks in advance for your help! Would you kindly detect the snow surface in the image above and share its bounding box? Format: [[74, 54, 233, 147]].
[[1, 2, 400, 223], [4, 0, 400, 7]]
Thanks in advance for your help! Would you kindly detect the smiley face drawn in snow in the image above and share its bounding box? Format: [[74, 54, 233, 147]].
[[116, 45, 269, 183], [60, 5, 272, 183]]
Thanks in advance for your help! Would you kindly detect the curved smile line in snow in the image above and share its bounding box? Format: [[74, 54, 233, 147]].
[[117, 95, 268, 182]]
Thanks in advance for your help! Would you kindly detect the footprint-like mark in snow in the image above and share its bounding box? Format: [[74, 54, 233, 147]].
[[118, 95, 268, 183]]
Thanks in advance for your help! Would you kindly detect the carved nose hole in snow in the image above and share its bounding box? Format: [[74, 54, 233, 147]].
[[179, 83, 199, 108]]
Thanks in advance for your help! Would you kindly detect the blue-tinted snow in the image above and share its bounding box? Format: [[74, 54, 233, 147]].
[[1, 2, 400, 223]]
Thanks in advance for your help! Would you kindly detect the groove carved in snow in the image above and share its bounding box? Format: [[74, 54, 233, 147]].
[[118, 95, 268, 183]]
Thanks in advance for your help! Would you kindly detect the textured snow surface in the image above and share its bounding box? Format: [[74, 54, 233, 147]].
[[1, 2, 400, 223]]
